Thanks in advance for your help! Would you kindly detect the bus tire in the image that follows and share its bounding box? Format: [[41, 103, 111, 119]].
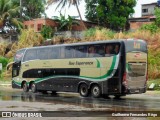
[[114, 95, 121, 99], [23, 82, 29, 92], [31, 82, 37, 93], [51, 91, 57, 95], [79, 84, 89, 97], [91, 84, 101, 98]]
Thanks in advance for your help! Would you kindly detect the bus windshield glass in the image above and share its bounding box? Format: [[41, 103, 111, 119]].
[[127, 62, 146, 77], [14, 49, 26, 62], [125, 40, 147, 53]]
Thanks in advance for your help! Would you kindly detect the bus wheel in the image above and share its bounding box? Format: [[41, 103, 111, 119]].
[[91, 84, 101, 98], [23, 82, 29, 92], [31, 82, 37, 93], [114, 95, 121, 99], [51, 91, 57, 95], [79, 84, 89, 97]]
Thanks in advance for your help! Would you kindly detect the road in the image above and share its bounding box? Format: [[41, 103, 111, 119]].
[[0, 86, 160, 120]]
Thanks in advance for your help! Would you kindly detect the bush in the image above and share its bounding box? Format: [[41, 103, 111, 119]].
[[84, 28, 96, 37], [84, 27, 115, 40], [140, 23, 159, 33], [41, 25, 54, 39], [0, 56, 9, 69]]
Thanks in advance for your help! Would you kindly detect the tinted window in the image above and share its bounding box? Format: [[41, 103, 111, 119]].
[[125, 40, 147, 53], [88, 44, 105, 57], [37, 48, 51, 60], [127, 63, 146, 77], [105, 43, 120, 56], [65, 46, 74, 58], [87, 43, 120, 57], [14, 49, 25, 62], [49, 47, 60, 59], [74, 46, 87, 58], [23, 49, 37, 62]]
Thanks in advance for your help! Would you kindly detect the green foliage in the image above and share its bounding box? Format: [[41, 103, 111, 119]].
[[54, 13, 79, 31], [147, 79, 160, 91], [84, 28, 96, 37], [47, 0, 81, 10], [84, 27, 115, 39], [41, 25, 54, 39], [85, 0, 136, 31], [140, 23, 159, 33], [47, 0, 86, 29], [0, 0, 23, 33], [23, 0, 46, 19], [13, 0, 46, 20], [155, 7, 160, 27], [0, 56, 9, 69]]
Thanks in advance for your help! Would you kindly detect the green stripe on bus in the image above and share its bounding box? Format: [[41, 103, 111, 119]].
[[96, 59, 101, 68], [80, 55, 116, 79], [33, 55, 117, 83], [13, 80, 21, 86]]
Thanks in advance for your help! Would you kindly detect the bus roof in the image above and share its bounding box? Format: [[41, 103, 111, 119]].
[[18, 39, 146, 51]]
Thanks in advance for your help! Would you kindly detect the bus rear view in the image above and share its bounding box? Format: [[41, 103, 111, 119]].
[[124, 39, 148, 94]]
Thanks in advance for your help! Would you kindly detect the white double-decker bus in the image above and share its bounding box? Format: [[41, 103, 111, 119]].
[[12, 39, 148, 98]]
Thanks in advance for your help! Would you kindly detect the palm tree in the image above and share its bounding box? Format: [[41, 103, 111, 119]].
[[47, 0, 86, 30], [0, 0, 23, 34]]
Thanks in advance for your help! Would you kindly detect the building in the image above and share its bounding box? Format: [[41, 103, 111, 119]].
[[129, 2, 157, 30], [23, 18, 58, 32], [129, 16, 155, 30], [23, 18, 97, 32], [142, 2, 157, 16]]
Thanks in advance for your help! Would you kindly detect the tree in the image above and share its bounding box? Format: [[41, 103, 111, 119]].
[[85, 0, 136, 31], [54, 13, 79, 31], [47, 0, 86, 30], [0, 0, 23, 34], [17, 0, 46, 20], [41, 25, 54, 39], [155, 7, 160, 27]]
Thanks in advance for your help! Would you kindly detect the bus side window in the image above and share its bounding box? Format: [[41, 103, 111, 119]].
[[65, 46, 73, 58], [75, 46, 87, 58], [114, 44, 120, 54], [105, 43, 120, 56], [88, 45, 105, 57], [60, 47, 65, 59], [95, 45, 105, 57], [88, 45, 95, 57], [37, 48, 49, 60], [23, 49, 37, 62], [49, 47, 60, 59]]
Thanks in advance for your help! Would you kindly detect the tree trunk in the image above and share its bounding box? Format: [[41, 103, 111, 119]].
[[75, 1, 87, 30]]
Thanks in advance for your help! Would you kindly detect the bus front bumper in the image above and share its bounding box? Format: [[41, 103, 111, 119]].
[[127, 87, 147, 94], [12, 81, 21, 89]]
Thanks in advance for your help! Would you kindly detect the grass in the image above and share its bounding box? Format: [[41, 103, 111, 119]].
[[0, 77, 11, 84], [147, 79, 160, 91]]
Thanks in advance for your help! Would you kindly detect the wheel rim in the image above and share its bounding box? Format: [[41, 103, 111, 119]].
[[31, 84, 35, 92], [92, 86, 100, 96], [81, 86, 87, 95], [23, 83, 27, 91]]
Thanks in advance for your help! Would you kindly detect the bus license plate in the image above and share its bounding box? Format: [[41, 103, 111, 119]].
[[135, 89, 140, 93]]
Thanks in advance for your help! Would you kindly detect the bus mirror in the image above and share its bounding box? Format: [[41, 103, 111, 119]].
[[6, 62, 14, 71]]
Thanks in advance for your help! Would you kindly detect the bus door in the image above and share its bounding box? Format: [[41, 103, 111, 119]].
[[125, 40, 147, 94], [12, 49, 25, 78], [102, 43, 122, 94]]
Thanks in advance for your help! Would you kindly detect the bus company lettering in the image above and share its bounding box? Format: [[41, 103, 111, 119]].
[[69, 61, 93, 65]]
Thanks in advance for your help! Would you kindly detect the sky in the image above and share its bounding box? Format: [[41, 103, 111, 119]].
[[45, 0, 158, 20]]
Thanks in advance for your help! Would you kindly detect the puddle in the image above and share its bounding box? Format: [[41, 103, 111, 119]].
[[0, 88, 160, 111]]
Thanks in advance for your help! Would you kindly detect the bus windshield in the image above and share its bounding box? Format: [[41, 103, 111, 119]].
[[125, 40, 147, 77], [14, 49, 26, 62]]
